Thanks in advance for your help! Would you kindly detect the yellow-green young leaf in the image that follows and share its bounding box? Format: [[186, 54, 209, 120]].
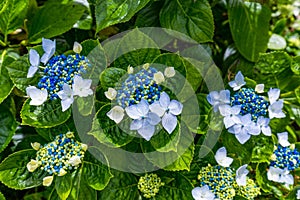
[[0, 0, 29, 39], [228, 0, 271, 62], [95, 0, 151, 33], [0, 149, 48, 189], [0, 192, 5, 200], [27, 2, 86, 44], [160, 0, 214, 43], [21, 99, 71, 128], [55, 173, 72, 200]]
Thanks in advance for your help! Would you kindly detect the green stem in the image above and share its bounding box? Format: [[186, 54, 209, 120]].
[[0, 49, 7, 74], [0, 40, 6, 47]]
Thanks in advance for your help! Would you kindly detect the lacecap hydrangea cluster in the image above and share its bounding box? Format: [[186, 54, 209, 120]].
[[207, 71, 286, 144], [138, 173, 165, 199], [25, 39, 94, 112], [26, 132, 87, 187], [105, 64, 183, 141]]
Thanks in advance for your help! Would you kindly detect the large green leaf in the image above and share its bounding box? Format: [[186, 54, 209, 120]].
[[160, 0, 214, 43], [21, 99, 71, 128], [0, 149, 48, 189], [98, 170, 139, 200], [0, 0, 29, 41], [0, 192, 5, 200], [55, 174, 72, 200], [6, 55, 40, 93], [0, 98, 18, 153], [135, 1, 164, 27], [95, 0, 151, 33], [100, 67, 126, 90], [27, 2, 86, 44], [0, 52, 15, 104], [228, 0, 271, 62]]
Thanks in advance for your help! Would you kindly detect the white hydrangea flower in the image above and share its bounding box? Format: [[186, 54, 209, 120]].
[[153, 71, 165, 84], [73, 41, 82, 54], [127, 65, 134, 74], [31, 142, 41, 151], [164, 67, 175, 78], [104, 87, 117, 100], [68, 155, 82, 167], [297, 189, 300, 199], [255, 84, 264, 93], [41, 38, 56, 64], [43, 176, 54, 187], [218, 105, 241, 129], [107, 106, 125, 124], [26, 86, 48, 106], [277, 132, 290, 147], [215, 147, 233, 167], [58, 168, 67, 176], [57, 84, 74, 112], [192, 185, 215, 200], [207, 90, 230, 112], [236, 164, 249, 186], [229, 71, 246, 91], [26, 159, 40, 172], [72, 75, 93, 97], [27, 49, 40, 78]]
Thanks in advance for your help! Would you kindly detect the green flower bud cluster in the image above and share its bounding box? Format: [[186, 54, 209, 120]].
[[138, 173, 165, 199], [234, 178, 261, 200]]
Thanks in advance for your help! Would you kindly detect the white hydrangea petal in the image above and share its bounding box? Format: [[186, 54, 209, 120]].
[[136, 99, 149, 116], [27, 66, 39, 78], [73, 41, 82, 53], [31, 142, 41, 150], [168, 100, 183, 116], [68, 155, 81, 166], [153, 71, 165, 84], [72, 75, 93, 97], [162, 112, 177, 134], [61, 98, 74, 112], [229, 71, 246, 91], [125, 105, 141, 119], [207, 91, 219, 106], [130, 119, 143, 130], [236, 164, 249, 186], [149, 102, 165, 117], [239, 114, 252, 124], [262, 126, 272, 136], [159, 92, 170, 109], [106, 106, 124, 123], [255, 84, 265, 93], [267, 167, 282, 182], [297, 189, 300, 199], [191, 185, 215, 200], [26, 159, 39, 172], [223, 116, 236, 129], [104, 87, 117, 100], [248, 123, 261, 135], [26, 86, 48, 106], [137, 121, 155, 141], [277, 132, 290, 147], [235, 131, 251, 144], [219, 90, 231, 104], [127, 65, 134, 74], [43, 176, 54, 187], [147, 112, 161, 126], [268, 100, 285, 119], [280, 173, 294, 185], [219, 104, 231, 116], [268, 88, 280, 104], [164, 67, 176, 78], [29, 49, 40, 67], [215, 147, 233, 167], [41, 38, 56, 64]]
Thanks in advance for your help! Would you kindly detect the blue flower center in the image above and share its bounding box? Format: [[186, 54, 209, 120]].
[[230, 88, 269, 122], [116, 67, 162, 108], [270, 145, 300, 171], [37, 54, 90, 100]]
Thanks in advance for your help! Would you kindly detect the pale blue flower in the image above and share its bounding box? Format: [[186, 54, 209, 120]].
[[228, 114, 260, 144], [268, 88, 280, 104], [277, 132, 290, 147], [229, 71, 246, 91], [41, 38, 56, 64], [267, 167, 294, 185], [268, 99, 285, 119], [57, 84, 74, 112], [218, 105, 241, 128], [256, 116, 271, 136], [107, 106, 124, 124], [214, 147, 233, 167], [126, 100, 161, 141], [72, 75, 93, 97], [192, 185, 215, 200], [26, 86, 48, 106], [27, 49, 40, 78], [149, 92, 183, 134], [207, 90, 230, 112], [236, 164, 249, 186]]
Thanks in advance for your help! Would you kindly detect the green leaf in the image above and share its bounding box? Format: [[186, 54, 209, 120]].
[[250, 135, 274, 163], [0, 98, 18, 153], [0, 0, 29, 40], [0, 192, 5, 200], [55, 173, 72, 200], [95, 0, 151, 33], [6, 55, 40, 93], [27, 2, 86, 44], [228, 0, 271, 62], [0, 149, 48, 189], [286, 185, 300, 200], [0, 53, 15, 104], [100, 68, 126, 90], [160, 0, 214, 43], [82, 161, 113, 191], [98, 169, 139, 200], [135, 1, 164, 27], [21, 99, 71, 128], [88, 104, 134, 147]]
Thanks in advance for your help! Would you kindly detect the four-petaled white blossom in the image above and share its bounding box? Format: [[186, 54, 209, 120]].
[[255, 84, 265, 93], [26, 159, 40, 172], [105, 87, 117, 100], [192, 185, 215, 200], [228, 114, 260, 144], [229, 71, 246, 91], [72, 75, 93, 97], [164, 67, 176, 78], [57, 84, 74, 112], [107, 106, 125, 124], [26, 86, 48, 106], [43, 176, 54, 187], [277, 132, 291, 147], [68, 155, 82, 167], [256, 116, 272, 136], [126, 100, 161, 141], [297, 189, 300, 199], [267, 167, 294, 185], [41, 38, 56, 64], [236, 164, 249, 186], [218, 105, 241, 129], [73, 41, 82, 54], [207, 90, 230, 112], [215, 147, 233, 167], [149, 92, 183, 134], [153, 71, 165, 84], [27, 49, 40, 78]]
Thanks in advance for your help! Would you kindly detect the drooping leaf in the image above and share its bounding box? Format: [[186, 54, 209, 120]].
[[160, 0, 214, 43], [0, 149, 48, 189], [27, 2, 86, 44], [228, 0, 271, 62], [0, 0, 29, 40], [21, 99, 71, 128], [95, 0, 151, 33]]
